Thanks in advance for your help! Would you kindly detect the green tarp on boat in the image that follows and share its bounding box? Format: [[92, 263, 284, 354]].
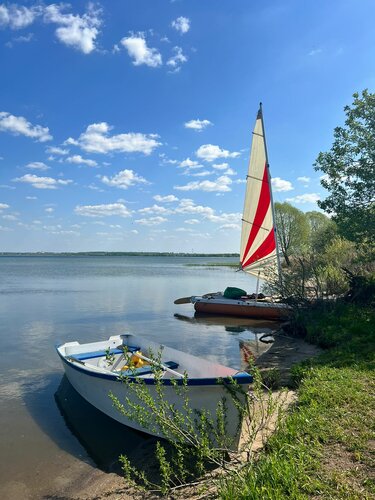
[[223, 287, 247, 299]]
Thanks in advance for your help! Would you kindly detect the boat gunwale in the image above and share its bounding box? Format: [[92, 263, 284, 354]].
[[56, 346, 253, 386]]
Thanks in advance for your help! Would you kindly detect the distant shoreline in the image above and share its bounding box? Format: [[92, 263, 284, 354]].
[[0, 252, 240, 257]]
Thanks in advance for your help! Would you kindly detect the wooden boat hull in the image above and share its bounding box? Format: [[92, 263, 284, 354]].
[[56, 334, 252, 450], [192, 297, 291, 321]]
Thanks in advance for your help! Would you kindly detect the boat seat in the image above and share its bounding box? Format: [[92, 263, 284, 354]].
[[117, 361, 179, 377], [71, 346, 140, 361]]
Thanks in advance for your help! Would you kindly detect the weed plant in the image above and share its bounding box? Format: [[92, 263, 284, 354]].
[[110, 350, 286, 495]]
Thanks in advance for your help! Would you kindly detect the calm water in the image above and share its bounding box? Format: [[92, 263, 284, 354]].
[[0, 256, 276, 499]]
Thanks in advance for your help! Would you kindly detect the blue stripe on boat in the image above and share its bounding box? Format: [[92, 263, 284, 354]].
[[71, 346, 140, 361]]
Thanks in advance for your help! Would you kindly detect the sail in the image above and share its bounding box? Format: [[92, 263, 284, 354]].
[[240, 106, 277, 279]]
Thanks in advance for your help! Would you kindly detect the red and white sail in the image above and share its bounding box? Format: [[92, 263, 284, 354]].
[[240, 106, 277, 278]]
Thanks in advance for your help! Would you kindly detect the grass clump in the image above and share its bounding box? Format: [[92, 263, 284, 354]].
[[218, 302, 375, 499]]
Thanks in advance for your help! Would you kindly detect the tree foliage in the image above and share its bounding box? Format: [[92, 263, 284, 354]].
[[305, 211, 337, 253], [314, 90, 375, 243], [275, 202, 310, 265]]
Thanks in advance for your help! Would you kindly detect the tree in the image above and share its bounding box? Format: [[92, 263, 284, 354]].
[[274, 202, 310, 266], [314, 90, 375, 243], [305, 211, 337, 253]]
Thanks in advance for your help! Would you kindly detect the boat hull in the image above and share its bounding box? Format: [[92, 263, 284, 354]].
[[193, 297, 290, 320], [57, 335, 251, 450]]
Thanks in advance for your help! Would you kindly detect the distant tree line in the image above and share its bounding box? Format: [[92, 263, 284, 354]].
[[0, 252, 240, 257]]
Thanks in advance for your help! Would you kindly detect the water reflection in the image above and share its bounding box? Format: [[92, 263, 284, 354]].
[[55, 376, 151, 472], [174, 313, 276, 370]]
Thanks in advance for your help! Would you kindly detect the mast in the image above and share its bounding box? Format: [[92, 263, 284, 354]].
[[258, 102, 283, 288]]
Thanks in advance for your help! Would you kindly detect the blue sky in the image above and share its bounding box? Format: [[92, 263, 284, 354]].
[[0, 0, 374, 252]]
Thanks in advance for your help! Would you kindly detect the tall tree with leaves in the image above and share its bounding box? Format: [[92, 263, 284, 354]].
[[314, 90, 375, 243], [305, 211, 337, 253], [274, 202, 310, 266]]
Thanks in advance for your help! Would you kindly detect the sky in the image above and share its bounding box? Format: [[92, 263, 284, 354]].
[[0, 0, 374, 253]]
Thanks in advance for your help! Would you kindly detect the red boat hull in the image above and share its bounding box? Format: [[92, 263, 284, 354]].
[[193, 299, 290, 321]]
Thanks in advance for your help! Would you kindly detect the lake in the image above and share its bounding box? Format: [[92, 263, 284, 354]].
[[0, 256, 277, 499]]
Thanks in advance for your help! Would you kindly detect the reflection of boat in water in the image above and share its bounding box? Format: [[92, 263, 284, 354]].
[[174, 313, 276, 371], [174, 312, 277, 332], [55, 375, 150, 471]]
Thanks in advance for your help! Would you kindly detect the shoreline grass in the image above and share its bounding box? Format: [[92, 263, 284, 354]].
[[218, 302, 375, 499]]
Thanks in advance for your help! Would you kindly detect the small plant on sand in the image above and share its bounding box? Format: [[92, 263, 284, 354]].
[[110, 351, 287, 495]]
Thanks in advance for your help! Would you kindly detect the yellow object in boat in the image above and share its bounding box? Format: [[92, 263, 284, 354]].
[[121, 352, 150, 371]]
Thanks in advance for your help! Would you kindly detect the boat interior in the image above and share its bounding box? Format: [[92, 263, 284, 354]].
[[68, 345, 183, 379]]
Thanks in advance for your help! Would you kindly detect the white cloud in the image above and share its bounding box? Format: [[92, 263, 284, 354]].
[[0, 4, 39, 29], [0, 203, 10, 210], [2, 214, 17, 220], [212, 162, 229, 170], [46, 146, 69, 155], [75, 203, 131, 218], [189, 170, 211, 177], [100, 169, 148, 189], [271, 177, 293, 192], [26, 196, 37, 200], [219, 223, 241, 230], [25, 161, 50, 171], [0, 225, 12, 231], [171, 16, 190, 34], [206, 212, 241, 224], [286, 193, 320, 204], [297, 176, 310, 183], [13, 174, 72, 189], [45, 207, 54, 213], [66, 122, 161, 155], [138, 204, 172, 215], [0, 112, 52, 142], [179, 157, 202, 169], [184, 119, 212, 131], [175, 175, 232, 192], [175, 199, 240, 224], [223, 168, 237, 176], [308, 48, 322, 57], [135, 216, 167, 226], [196, 144, 240, 162], [153, 194, 178, 203], [121, 34, 162, 67], [67, 154, 97, 167], [6, 32, 34, 47], [184, 218, 199, 225], [44, 3, 102, 54], [167, 46, 187, 71], [176, 199, 214, 217]]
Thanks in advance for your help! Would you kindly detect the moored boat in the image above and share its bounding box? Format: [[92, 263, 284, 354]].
[[175, 104, 291, 321], [191, 293, 290, 320], [56, 333, 253, 449]]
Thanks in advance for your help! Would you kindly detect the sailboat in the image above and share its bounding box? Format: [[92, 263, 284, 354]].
[[175, 104, 291, 321]]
